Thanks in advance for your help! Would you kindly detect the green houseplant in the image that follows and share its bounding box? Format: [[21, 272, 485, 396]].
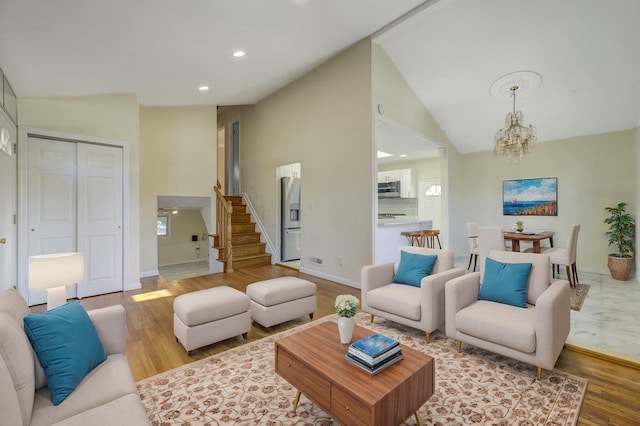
[[604, 202, 635, 281]]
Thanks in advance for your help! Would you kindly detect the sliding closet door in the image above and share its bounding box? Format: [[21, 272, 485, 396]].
[[77, 143, 123, 298], [27, 136, 124, 304], [27, 138, 78, 304]]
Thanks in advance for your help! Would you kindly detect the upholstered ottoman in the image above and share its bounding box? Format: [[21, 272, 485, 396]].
[[173, 286, 250, 355], [246, 277, 317, 328]]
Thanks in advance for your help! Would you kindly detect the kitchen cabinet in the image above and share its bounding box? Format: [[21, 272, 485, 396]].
[[400, 168, 415, 198], [378, 170, 401, 183]]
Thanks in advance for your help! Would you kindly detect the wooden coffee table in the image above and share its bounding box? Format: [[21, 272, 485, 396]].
[[275, 321, 434, 426]]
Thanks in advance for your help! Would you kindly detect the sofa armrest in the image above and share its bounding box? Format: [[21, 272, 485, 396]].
[[420, 267, 466, 329], [361, 263, 394, 310], [535, 279, 571, 369], [87, 305, 126, 356], [445, 272, 481, 338]]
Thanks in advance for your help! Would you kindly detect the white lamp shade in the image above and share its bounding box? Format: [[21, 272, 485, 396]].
[[29, 252, 85, 289]]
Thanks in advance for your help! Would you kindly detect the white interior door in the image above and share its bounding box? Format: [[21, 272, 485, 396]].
[[27, 137, 124, 304], [77, 143, 123, 298], [0, 113, 17, 291], [419, 180, 442, 229], [28, 138, 78, 304]]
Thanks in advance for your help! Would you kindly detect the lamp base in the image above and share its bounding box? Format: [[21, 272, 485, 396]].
[[47, 286, 67, 311]]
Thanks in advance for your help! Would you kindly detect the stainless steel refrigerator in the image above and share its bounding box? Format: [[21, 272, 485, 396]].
[[281, 177, 301, 261]]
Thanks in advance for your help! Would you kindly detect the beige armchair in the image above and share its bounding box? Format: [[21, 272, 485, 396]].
[[445, 250, 570, 380], [361, 246, 465, 342]]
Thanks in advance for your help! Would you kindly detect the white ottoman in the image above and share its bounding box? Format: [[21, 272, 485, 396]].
[[173, 286, 251, 355], [246, 277, 317, 328]]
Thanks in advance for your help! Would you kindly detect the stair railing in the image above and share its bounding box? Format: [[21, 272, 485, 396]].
[[214, 182, 234, 272]]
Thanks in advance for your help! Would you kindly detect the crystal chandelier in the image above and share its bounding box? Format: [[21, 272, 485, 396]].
[[494, 85, 537, 163]]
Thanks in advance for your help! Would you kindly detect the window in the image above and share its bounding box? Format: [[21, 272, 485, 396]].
[[425, 184, 441, 196], [157, 215, 169, 237]]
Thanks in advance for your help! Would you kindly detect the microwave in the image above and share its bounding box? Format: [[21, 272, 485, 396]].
[[378, 181, 401, 198]]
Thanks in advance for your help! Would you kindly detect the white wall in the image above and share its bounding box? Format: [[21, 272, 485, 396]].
[[449, 130, 636, 273], [228, 39, 374, 287], [139, 106, 217, 276], [158, 209, 208, 266], [18, 94, 141, 289]]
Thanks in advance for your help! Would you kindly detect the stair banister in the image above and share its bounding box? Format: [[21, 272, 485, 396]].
[[214, 183, 234, 272]]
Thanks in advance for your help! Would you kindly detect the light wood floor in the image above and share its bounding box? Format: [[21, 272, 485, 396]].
[[32, 265, 640, 425]]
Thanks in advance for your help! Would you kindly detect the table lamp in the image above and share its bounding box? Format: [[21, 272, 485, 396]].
[[29, 252, 85, 310]]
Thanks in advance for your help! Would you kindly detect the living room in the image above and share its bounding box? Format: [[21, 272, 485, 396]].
[[1, 0, 639, 424]]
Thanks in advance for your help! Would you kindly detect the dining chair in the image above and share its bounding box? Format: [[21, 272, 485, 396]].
[[476, 227, 506, 271], [533, 224, 580, 287], [466, 222, 479, 271]]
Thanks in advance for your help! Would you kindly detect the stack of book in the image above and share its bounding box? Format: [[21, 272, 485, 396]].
[[345, 333, 403, 375]]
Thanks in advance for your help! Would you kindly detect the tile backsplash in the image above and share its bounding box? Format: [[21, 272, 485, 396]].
[[378, 198, 418, 217]]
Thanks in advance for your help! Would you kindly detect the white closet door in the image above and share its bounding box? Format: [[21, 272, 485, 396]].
[[28, 138, 78, 305], [0, 114, 16, 291], [77, 143, 123, 298]]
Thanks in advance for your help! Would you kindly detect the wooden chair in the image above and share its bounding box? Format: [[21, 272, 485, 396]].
[[400, 231, 424, 247], [422, 230, 442, 249]]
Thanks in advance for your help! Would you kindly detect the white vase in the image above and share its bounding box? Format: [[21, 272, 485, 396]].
[[337, 316, 355, 344]]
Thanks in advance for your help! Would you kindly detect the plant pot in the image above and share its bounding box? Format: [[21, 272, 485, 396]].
[[337, 316, 355, 344], [516, 228, 524, 233], [607, 255, 633, 281]]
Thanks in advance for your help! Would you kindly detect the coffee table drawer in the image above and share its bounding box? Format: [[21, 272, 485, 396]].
[[276, 346, 331, 410], [331, 384, 370, 426]]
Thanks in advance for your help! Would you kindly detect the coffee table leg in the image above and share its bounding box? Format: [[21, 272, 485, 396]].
[[293, 390, 301, 412], [414, 411, 423, 425]]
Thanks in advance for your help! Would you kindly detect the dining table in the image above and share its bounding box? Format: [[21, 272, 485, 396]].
[[502, 231, 554, 253]]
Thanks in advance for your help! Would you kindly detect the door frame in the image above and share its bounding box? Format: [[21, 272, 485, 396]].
[[17, 127, 131, 303]]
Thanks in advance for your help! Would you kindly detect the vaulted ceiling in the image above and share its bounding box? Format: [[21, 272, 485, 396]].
[[1, 0, 638, 154]]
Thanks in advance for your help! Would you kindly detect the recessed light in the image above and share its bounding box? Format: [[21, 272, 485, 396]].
[[198, 86, 209, 91], [233, 50, 245, 58], [172, 210, 178, 215], [377, 151, 392, 158], [400, 154, 407, 158]]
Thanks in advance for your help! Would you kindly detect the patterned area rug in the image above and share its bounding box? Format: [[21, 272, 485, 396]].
[[570, 283, 591, 311], [137, 312, 587, 425]]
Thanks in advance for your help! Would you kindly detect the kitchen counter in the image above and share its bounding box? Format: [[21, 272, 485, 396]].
[[375, 219, 433, 263]]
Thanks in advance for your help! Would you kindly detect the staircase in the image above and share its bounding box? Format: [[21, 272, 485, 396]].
[[213, 195, 272, 270]]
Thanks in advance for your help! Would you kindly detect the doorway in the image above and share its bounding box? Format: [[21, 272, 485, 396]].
[[0, 110, 16, 292], [227, 119, 240, 195], [419, 180, 442, 230]]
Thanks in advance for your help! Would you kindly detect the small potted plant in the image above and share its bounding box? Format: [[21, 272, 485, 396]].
[[514, 220, 524, 232], [604, 202, 635, 281], [335, 294, 359, 344]]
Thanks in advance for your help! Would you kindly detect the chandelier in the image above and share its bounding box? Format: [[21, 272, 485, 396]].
[[494, 85, 537, 163]]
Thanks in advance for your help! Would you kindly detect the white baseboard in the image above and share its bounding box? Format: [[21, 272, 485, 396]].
[[158, 259, 209, 267], [125, 281, 142, 291], [299, 267, 360, 289], [140, 270, 159, 278]]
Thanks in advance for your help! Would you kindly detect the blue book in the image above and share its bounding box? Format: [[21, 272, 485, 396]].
[[350, 334, 399, 359]]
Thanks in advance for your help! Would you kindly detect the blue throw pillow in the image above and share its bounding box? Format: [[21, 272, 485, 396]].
[[479, 257, 532, 308], [23, 301, 106, 405], [393, 251, 438, 287]]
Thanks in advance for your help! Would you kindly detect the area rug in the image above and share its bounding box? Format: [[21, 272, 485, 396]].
[[570, 283, 591, 311], [136, 312, 587, 425]]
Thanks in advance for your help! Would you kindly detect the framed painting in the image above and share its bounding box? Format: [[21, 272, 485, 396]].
[[503, 177, 557, 216]]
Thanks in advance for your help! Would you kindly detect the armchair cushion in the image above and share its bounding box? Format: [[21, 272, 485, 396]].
[[393, 251, 437, 287], [366, 284, 421, 321], [479, 258, 532, 308], [455, 300, 537, 353], [24, 302, 107, 405]]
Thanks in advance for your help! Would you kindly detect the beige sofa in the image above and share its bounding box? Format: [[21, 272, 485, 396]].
[[0, 288, 148, 426], [445, 250, 571, 380]]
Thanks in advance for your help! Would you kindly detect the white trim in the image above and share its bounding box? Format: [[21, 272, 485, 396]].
[[299, 266, 360, 289], [140, 270, 159, 279], [242, 192, 276, 263], [158, 259, 209, 267], [17, 126, 132, 302]]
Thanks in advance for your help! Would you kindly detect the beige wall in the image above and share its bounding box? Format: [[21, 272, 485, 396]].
[[231, 39, 374, 286], [18, 94, 141, 289], [139, 106, 217, 275], [158, 209, 208, 266], [450, 130, 636, 273]]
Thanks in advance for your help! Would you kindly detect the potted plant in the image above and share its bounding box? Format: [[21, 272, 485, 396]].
[[604, 202, 635, 281], [335, 294, 359, 344], [514, 220, 524, 232]]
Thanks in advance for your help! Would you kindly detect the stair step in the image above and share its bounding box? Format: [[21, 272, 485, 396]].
[[232, 223, 256, 233], [232, 253, 272, 269], [224, 195, 244, 206], [218, 242, 266, 259], [231, 232, 261, 245], [231, 212, 252, 224]]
